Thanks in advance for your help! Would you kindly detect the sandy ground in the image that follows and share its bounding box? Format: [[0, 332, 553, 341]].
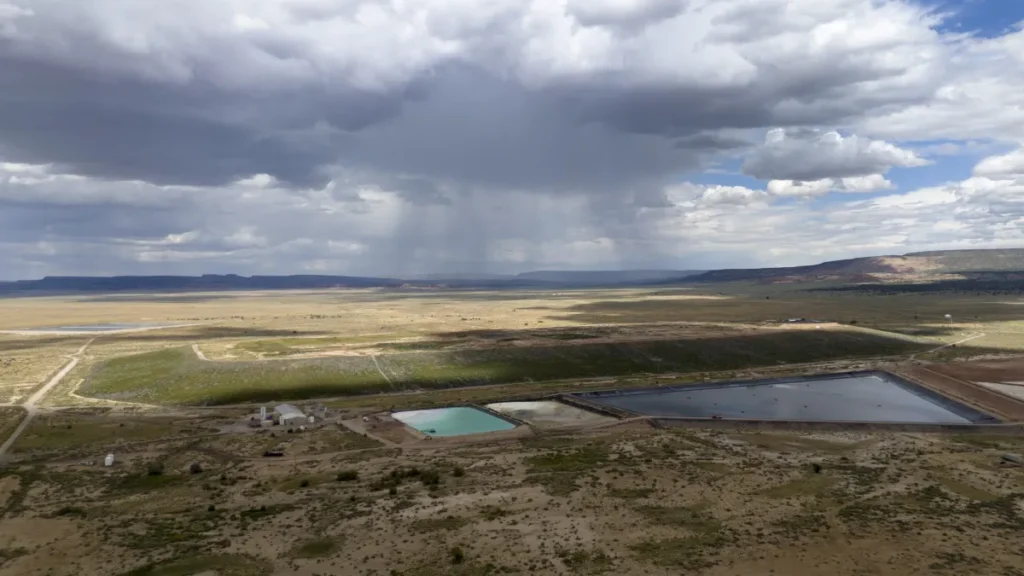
[[897, 364, 1024, 421], [1, 410, 1024, 576], [487, 400, 615, 428], [977, 382, 1024, 402]]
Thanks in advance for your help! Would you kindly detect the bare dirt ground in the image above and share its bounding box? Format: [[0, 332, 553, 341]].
[[1, 287, 1023, 575], [897, 358, 1024, 422], [2, 410, 1024, 576], [926, 356, 1024, 384]]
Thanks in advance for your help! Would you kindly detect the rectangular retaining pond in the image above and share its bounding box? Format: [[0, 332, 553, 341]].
[[572, 371, 997, 424], [486, 400, 614, 428], [391, 407, 517, 437]]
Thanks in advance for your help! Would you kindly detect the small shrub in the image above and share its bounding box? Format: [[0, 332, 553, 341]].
[[388, 486, 398, 496], [812, 463, 822, 474], [207, 504, 216, 512], [146, 461, 165, 476], [452, 466, 465, 478], [450, 546, 465, 565], [336, 470, 359, 482], [189, 462, 203, 474], [420, 470, 441, 486], [299, 479, 310, 488], [54, 506, 86, 517]]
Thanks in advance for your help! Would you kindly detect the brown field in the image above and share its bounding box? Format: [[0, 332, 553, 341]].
[[2, 286, 1024, 575], [2, 408, 1024, 576], [0, 286, 1020, 410]]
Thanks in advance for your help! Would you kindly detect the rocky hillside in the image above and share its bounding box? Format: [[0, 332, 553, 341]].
[[686, 249, 1024, 284]]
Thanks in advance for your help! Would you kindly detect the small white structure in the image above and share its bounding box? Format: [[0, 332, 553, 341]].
[[274, 404, 307, 426], [260, 406, 267, 420], [104, 453, 115, 467], [307, 415, 315, 424]]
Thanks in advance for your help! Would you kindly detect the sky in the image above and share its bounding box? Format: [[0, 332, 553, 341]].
[[0, 0, 1022, 280]]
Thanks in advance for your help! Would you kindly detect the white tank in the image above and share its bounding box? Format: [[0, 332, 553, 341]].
[[104, 453, 114, 467]]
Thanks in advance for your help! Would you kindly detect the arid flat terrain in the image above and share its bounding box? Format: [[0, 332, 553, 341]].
[[2, 409, 1024, 576], [1, 285, 1023, 575]]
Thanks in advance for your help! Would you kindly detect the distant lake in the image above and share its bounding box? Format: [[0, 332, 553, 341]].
[[23, 323, 168, 333]]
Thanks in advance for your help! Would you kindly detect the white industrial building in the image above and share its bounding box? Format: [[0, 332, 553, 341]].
[[274, 404, 307, 426]]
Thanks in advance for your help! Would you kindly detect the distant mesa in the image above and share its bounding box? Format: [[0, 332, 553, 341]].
[[1, 248, 1022, 295]]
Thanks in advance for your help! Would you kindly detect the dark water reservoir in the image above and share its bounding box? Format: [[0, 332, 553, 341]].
[[573, 372, 995, 424]]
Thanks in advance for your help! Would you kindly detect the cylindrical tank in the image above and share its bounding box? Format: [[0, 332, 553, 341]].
[[104, 453, 115, 467]]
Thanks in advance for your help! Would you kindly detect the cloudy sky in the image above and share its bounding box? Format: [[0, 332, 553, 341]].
[[1, 0, 1022, 279]]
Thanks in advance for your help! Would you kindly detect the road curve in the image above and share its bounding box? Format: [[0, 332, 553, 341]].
[[0, 338, 94, 458]]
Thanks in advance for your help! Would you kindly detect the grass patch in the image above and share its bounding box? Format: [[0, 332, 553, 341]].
[[630, 535, 727, 572], [607, 487, 655, 499], [525, 444, 609, 496], [83, 347, 389, 404], [762, 474, 835, 498], [772, 512, 831, 539], [118, 554, 264, 576], [635, 505, 722, 533], [13, 415, 193, 454], [479, 505, 509, 520], [410, 515, 469, 532], [938, 477, 1000, 502], [0, 547, 28, 565], [237, 334, 418, 356], [736, 433, 867, 454], [82, 328, 928, 405], [288, 536, 345, 558], [526, 445, 609, 472], [556, 547, 615, 574], [0, 407, 25, 445]]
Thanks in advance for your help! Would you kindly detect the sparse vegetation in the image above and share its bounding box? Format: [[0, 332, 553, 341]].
[[336, 469, 359, 481], [1, 280, 1023, 575], [288, 536, 345, 559]]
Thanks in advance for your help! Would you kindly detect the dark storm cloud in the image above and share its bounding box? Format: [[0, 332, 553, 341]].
[[0, 1, 945, 199], [0, 51, 412, 188], [0, 0, 1020, 280], [326, 65, 701, 193]]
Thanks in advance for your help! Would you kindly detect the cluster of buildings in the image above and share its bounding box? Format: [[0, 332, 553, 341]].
[[249, 403, 319, 428]]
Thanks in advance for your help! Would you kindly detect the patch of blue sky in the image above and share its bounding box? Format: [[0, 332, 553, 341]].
[[925, 0, 1024, 38]]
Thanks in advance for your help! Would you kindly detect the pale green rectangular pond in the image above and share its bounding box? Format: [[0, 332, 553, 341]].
[[392, 407, 516, 437]]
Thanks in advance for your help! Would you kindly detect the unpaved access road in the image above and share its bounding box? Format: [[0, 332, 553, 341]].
[[0, 338, 94, 458]]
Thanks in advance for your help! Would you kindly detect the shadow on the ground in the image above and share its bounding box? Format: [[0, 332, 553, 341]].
[[80, 328, 953, 406], [549, 296, 1024, 337]]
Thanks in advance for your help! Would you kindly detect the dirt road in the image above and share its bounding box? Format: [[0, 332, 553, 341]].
[[191, 343, 209, 361], [0, 339, 94, 458], [909, 332, 986, 360]]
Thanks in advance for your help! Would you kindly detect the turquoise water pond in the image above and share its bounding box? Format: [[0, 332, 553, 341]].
[[392, 407, 516, 437]]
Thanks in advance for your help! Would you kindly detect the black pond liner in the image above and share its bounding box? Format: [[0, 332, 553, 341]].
[[571, 370, 998, 424]]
